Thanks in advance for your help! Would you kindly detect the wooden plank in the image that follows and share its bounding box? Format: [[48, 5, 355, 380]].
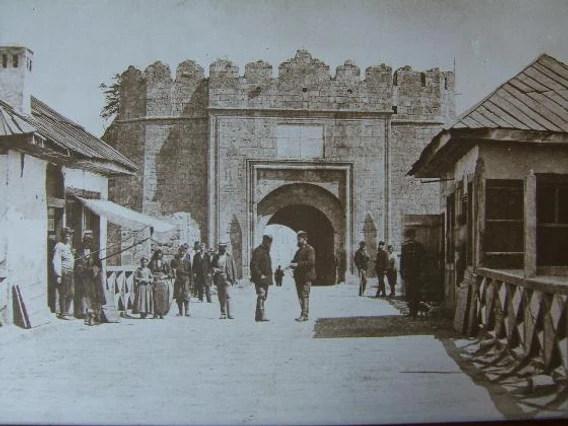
[[12, 285, 30, 329], [476, 105, 515, 128], [509, 77, 536, 94], [16, 284, 52, 328], [524, 66, 568, 93], [532, 62, 568, 90], [454, 284, 470, 334], [502, 84, 568, 132], [527, 92, 568, 128], [516, 71, 550, 93], [495, 87, 557, 131], [483, 98, 533, 129], [538, 56, 568, 85], [459, 115, 482, 128], [469, 110, 498, 128], [542, 89, 568, 111]]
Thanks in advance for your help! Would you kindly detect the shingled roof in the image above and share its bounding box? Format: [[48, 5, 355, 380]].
[[409, 54, 568, 177], [0, 97, 136, 174], [451, 54, 568, 132]]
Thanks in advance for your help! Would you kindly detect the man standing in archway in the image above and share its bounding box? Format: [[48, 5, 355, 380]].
[[289, 231, 316, 322], [250, 234, 273, 322], [400, 229, 424, 319]]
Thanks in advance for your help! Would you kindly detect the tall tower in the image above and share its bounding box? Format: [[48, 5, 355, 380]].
[[0, 46, 34, 114]]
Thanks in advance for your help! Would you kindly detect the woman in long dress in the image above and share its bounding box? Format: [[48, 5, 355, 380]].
[[149, 249, 172, 319], [133, 256, 154, 319]]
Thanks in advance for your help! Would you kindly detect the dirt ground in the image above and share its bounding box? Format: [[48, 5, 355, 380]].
[[0, 279, 516, 425]]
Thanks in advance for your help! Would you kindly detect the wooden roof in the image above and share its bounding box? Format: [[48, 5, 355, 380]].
[[451, 54, 568, 132], [0, 97, 136, 174], [409, 54, 568, 178]]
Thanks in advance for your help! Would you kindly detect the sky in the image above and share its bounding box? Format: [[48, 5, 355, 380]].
[[1, 0, 568, 136]]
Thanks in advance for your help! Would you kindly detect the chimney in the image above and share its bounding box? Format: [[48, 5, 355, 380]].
[[0, 46, 34, 115]]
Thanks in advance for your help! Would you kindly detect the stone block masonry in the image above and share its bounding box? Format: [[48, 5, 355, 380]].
[[103, 49, 455, 277]]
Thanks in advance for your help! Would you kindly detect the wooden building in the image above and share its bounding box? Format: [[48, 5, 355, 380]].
[[409, 54, 568, 376]]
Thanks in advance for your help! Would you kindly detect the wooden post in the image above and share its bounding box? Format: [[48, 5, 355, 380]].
[[524, 170, 537, 278]]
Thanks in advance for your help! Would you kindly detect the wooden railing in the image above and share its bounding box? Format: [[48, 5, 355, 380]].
[[468, 267, 568, 381]]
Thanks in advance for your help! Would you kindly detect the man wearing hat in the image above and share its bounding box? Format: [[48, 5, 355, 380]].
[[171, 245, 193, 316], [75, 230, 105, 325], [193, 242, 212, 303], [250, 234, 273, 322], [53, 227, 75, 319], [375, 241, 389, 298], [210, 242, 237, 319], [289, 231, 316, 322], [354, 241, 370, 297], [400, 229, 424, 319]]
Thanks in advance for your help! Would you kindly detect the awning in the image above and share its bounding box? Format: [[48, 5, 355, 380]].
[[76, 197, 175, 234]]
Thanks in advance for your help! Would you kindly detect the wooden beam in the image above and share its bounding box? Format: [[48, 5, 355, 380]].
[[524, 170, 537, 278]]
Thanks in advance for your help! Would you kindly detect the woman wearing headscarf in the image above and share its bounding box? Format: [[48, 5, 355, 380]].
[[149, 249, 172, 319]]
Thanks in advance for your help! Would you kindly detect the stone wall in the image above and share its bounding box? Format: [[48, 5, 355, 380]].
[[105, 49, 455, 273]]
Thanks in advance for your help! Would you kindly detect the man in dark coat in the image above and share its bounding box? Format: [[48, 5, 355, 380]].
[[171, 245, 192, 316], [289, 231, 316, 322], [375, 241, 389, 298], [354, 241, 370, 296], [210, 242, 238, 319], [250, 234, 273, 322], [75, 230, 106, 325], [400, 229, 425, 319], [193, 243, 212, 303], [274, 266, 284, 287]]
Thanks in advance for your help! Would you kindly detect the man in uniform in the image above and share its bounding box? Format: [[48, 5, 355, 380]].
[[193, 243, 212, 303], [386, 244, 398, 298], [250, 234, 273, 322], [354, 241, 370, 296], [400, 229, 424, 319], [53, 227, 75, 319], [375, 241, 389, 298], [210, 242, 237, 319], [171, 245, 192, 316], [289, 231, 316, 322]]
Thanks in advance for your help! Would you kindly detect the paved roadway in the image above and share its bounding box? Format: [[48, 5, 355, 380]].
[[0, 279, 504, 425]]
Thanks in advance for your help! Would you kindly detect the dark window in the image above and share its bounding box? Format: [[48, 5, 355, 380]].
[[2, 54, 7, 68], [392, 105, 398, 114], [420, 72, 426, 87], [484, 180, 524, 268], [537, 174, 568, 266], [12, 54, 18, 68]]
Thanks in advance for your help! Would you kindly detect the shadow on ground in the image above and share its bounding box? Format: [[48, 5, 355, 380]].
[[314, 315, 459, 339]]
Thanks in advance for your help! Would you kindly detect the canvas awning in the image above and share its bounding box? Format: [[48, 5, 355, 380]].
[[76, 197, 174, 234]]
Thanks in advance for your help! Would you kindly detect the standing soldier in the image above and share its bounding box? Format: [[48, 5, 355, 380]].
[[171, 245, 192, 317], [274, 265, 284, 287], [210, 242, 237, 319], [193, 243, 212, 303], [400, 229, 425, 319], [386, 244, 398, 298], [353, 241, 370, 296], [53, 227, 75, 320], [289, 231, 316, 322], [250, 234, 273, 322], [375, 241, 389, 298]]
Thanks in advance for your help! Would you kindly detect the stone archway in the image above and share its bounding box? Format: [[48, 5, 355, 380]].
[[256, 183, 344, 285]]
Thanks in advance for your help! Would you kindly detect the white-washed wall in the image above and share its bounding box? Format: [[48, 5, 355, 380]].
[[3, 151, 48, 324]]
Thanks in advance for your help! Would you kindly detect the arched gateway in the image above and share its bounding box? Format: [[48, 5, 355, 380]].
[[256, 183, 344, 285]]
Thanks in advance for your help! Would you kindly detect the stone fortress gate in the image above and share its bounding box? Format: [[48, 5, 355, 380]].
[[104, 50, 455, 284]]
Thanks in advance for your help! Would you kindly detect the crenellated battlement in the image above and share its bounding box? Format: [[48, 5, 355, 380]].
[[118, 49, 455, 121]]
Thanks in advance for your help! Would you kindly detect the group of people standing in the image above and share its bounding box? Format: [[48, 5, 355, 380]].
[[353, 229, 425, 319], [52, 227, 106, 325], [132, 241, 235, 320], [354, 240, 397, 298]]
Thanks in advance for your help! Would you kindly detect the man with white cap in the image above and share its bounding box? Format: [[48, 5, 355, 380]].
[[53, 227, 75, 319], [289, 230, 316, 322], [210, 241, 237, 319]]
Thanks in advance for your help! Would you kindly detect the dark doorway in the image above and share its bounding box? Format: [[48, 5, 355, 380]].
[[269, 204, 335, 285]]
